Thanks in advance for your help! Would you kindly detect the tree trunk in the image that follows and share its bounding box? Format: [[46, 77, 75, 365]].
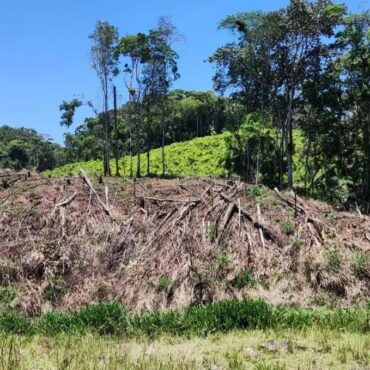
[[286, 86, 294, 189], [135, 102, 141, 178], [304, 110, 312, 194], [103, 77, 111, 177], [363, 107, 370, 201], [162, 125, 165, 177], [147, 137, 150, 176], [113, 86, 120, 177]]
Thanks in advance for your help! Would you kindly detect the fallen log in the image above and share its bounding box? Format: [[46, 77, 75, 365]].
[[220, 192, 282, 245]]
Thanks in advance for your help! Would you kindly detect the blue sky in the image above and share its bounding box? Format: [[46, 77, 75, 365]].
[[0, 0, 367, 144]]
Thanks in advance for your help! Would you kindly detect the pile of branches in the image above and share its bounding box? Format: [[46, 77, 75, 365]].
[[0, 171, 369, 315]]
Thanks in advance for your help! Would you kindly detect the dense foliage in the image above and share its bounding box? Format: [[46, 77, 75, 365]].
[[210, 1, 370, 209], [45, 133, 230, 178], [0, 126, 65, 171]]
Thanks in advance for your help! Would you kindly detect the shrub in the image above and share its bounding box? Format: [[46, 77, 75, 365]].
[[36, 311, 74, 336], [232, 269, 256, 290], [0, 312, 32, 335], [249, 185, 267, 198], [73, 302, 127, 335]]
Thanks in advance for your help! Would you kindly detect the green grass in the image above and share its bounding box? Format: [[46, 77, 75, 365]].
[[44, 133, 230, 178], [0, 299, 368, 368], [0, 299, 369, 338], [0, 328, 369, 369]]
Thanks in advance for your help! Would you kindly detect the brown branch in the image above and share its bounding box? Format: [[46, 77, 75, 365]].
[[220, 192, 282, 245], [80, 170, 113, 218]]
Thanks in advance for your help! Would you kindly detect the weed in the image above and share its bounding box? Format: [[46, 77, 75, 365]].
[[43, 276, 69, 303], [208, 222, 218, 242], [232, 269, 256, 290], [213, 253, 231, 271], [324, 247, 342, 271], [327, 212, 336, 223], [157, 276, 171, 293], [281, 220, 295, 235], [225, 350, 244, 369], [249, 185, 267, 198], [351, 252, 369, 279], [292, 238, 303, 250]]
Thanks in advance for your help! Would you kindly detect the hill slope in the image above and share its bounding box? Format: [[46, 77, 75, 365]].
[[44, 133, 230, 178], [0, 171, 369, 316]]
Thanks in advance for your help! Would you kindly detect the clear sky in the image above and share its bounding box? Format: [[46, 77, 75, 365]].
[[0, 0, 367, 144]]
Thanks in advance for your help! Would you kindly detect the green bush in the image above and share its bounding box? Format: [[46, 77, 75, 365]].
[[36, 311, 74, 336], [232, 269, 256, 290], [72, 302, 127, 335], [249, 186, 267, 198]]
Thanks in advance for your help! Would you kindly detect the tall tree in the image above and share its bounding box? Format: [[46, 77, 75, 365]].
[[115, 32, 150, 177], [210, 0, 346, 188], [337, 12, 370, 202], [89, 21, 119, 177], [142, 17, 180, 176]]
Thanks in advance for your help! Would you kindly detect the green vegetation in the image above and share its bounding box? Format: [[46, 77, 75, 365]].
[[208, 222, 218, 242], [324, 247, 342, 271], [232, 270, 256, 290], [157, 276, 172, 293], [44, 133, 230, 178], [0, 328, 368, 369], [0, 299, 368, 337], [351, 252, 370, 279], [281, 220, 295, 236], [0, 126, 65, 171]]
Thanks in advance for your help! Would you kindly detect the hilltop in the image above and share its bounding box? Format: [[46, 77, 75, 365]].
[[0, 170, 369, 316]]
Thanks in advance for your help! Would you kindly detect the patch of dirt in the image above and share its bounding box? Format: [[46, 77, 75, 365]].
[[0, 170, 369, 315]]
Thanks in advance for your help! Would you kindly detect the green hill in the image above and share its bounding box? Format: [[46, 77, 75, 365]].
[[44, 133, 230, 178]]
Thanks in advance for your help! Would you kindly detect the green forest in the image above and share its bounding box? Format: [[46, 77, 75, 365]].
[[3, 0, 370, 211]]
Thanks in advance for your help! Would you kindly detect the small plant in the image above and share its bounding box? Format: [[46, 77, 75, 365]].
[[324, 247, 342, 271], [249, 185, 267, 198], [213, 253, 231, 272], [327, 212, 336, 223], [281, 220, 295, 235], [0, 286, 18, 313], [351, 252, 369, 279], [232, 269, 256, 290], [157, 276, 171, 293], [292, 238, 303, 249], [208, 222, 218, 242]]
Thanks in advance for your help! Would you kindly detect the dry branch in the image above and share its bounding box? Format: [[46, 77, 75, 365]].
[[80, 170, 113, 218], [220, 192, 282, 245]]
